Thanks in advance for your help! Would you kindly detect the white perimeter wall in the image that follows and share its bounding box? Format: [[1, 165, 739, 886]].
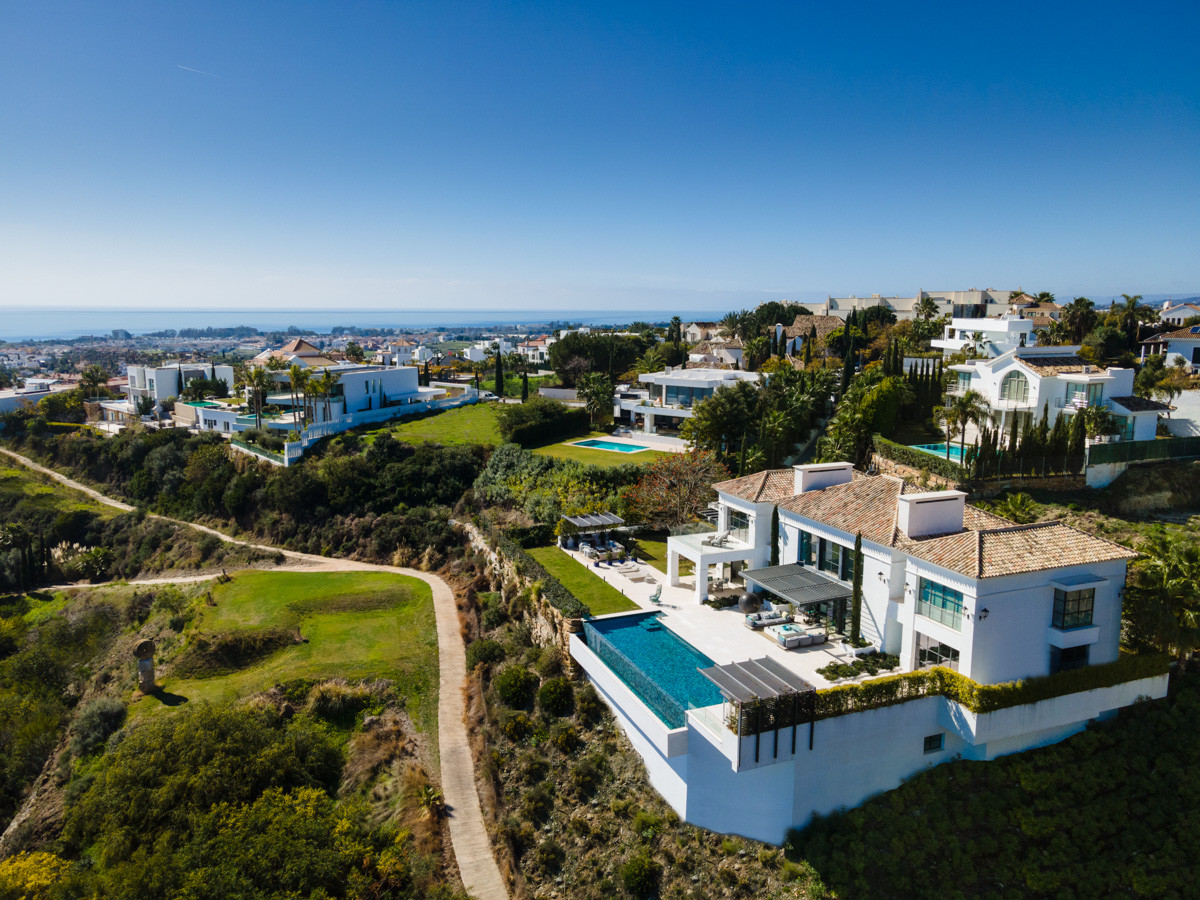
[[572, 628, 1168, 845]]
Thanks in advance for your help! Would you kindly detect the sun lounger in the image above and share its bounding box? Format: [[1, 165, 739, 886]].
[[647, 584, 663, 604]]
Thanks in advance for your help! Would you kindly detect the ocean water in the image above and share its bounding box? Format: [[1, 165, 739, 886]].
[[0, 306, 696, 342]]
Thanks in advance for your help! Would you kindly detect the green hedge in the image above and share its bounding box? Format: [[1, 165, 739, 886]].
[[815, 653, 1170, 720], [495, 532, 591, 619], [509, 408, 589, 447], [506, 523, 557, 549], [872, 434, 969, 481]]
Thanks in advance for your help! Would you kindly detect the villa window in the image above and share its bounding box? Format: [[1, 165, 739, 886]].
[[728, 510, 750, 544], [798, 530, 813, 566], [955, 372, 972, 392], [916, 632, 960, 671], [1050, 644, 1089, 674], [923, 733, 944, 753], [999, 371, 1029, 403], [1052, 588, 1094, 630], [916, 578, 964, 631], [818, 539, 852, 581]]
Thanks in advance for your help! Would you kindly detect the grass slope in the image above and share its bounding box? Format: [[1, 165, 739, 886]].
[[527, 546, 639, 615], [148, 570, 438, 737], [370, 402, 503, 447], [0, 465, 120, 520]]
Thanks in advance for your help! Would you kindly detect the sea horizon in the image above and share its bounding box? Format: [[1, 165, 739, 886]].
[[0, 305, 746, 343]]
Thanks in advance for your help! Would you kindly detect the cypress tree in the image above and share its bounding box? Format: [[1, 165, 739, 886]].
[[521, 371, 529, 402], [494, 350, 504, 398], [1067, 409, 1087, 464], [850, 532, 864, 644], [803, 338, 813, 367], [1048, 412, 1069, 460], [770, 506, 780, 567]]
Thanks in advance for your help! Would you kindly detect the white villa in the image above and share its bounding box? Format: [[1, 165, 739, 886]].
[[1158, 300, 1200, 327], [570, 462, 1169, 843], [1141, 325, 1200, 372], [614, 367, 761, 435], [98, 362, 235, 424], [948, 346, 1167, 442], [931, 315, 1036, 358]]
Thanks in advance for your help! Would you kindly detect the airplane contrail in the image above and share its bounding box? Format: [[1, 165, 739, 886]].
[[177, 65, 220, 77]]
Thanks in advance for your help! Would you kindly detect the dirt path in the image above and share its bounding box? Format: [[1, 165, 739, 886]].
[[0, 448, 509, 899]]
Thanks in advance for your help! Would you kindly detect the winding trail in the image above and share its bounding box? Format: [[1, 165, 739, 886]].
[[0, 448, 508, 900]]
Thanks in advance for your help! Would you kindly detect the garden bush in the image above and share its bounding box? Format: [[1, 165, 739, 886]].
[[500, 711, 532, 742]]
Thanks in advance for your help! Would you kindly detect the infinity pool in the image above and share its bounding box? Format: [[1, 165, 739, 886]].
[[909, 443, 967, 464], [583, 612, 721, 728], [572, 439, 651, 453]]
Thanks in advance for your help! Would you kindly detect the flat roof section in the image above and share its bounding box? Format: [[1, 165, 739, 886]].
[[741, 564, 852, 606]]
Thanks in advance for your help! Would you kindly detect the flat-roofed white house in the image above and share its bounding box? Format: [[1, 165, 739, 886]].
[[808, 289, 1016, 322], [615, 367, 761, 435], [948, 346, 1167, 442], [1140, 325, 1200, 372], [931, 315, 1036, 358], [571, 462, 1168, 843]]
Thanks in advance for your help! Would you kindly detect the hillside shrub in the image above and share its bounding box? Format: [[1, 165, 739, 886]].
[[466, 638, 506, 670], [538, 677, 574, 717], [69, 697, 126, 758], [495, 398, 589, 446], [494, 665, 539, 709], [621, 851, 662, 899], [500, 711, 532, 742], [574, 681, 605, 727]]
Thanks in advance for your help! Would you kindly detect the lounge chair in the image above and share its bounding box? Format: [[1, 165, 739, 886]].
[[647, 584, 663, 604], [702, 529, 730, 547]]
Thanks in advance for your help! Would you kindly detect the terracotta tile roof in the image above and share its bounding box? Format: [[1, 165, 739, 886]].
[[783, 314, 844, 341], [1016, 355, 1087, 375], [775, 474, 908, 546], [762, 472, 1135, 579], [1020, 301, 1061, 312], [1142, 325, 1200, 343], [1109, 395, 1171, 413], [1029, 315, 1055, 327], [279, 339, 322, 354], [714, 469, 798, 503]]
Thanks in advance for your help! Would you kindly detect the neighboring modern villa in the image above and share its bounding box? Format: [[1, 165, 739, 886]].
[[614, 367, 761, 435], [97, 362, 236, 423], [569, 462, 1169, 843], [931, 315, 1036, 358], [948, 346, 1168, 442], [806, 288, 1017, 322]]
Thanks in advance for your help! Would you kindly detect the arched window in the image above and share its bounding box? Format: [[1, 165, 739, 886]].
[[1000, 371, 1029, 403]]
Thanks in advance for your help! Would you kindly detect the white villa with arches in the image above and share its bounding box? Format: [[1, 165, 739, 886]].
[[947, 346, 1165, 442]]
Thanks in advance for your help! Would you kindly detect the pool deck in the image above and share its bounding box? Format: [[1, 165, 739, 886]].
[[595, 430, 688, 453], [571, 548, 867, 688]]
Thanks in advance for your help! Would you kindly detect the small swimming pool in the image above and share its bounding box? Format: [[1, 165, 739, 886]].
[[184, 401, 220, 408], [572, 438, 650, 453], [583, 612, 721, 728], [909, 443, 967, 464]]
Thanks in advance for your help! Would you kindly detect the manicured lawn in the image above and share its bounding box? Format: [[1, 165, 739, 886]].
[[632, 530, 693, 577], [369, 401, 503, 447], [531, 432, 671, 467], [143, 571, 438, 739], [527, 546, 640, 616]]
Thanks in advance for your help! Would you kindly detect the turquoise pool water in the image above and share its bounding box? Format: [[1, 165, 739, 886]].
[[910, 443, 967, 464], [572, 439, 649, 453], [583, 612, 721, 728]]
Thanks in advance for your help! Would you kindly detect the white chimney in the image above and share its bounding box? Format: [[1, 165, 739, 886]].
[[897, 491, 967, 538], [793, 462, 854, 495]]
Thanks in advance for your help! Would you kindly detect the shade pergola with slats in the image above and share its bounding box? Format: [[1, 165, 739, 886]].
[[698, 656, 817, 766]]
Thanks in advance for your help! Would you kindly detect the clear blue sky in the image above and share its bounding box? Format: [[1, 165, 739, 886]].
[[2, 1, 1197, 313]]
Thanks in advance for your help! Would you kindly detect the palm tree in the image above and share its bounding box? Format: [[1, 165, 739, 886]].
[[915, 296, 939, 321], [935, 389, 989, 462], [293, 367, 312, 430], [247, 367, 272, 430], [315, 369, 340, 423], [1130, 534, 1200, 671], [79, 364, 108, 398], [287, 364, 305, 427]]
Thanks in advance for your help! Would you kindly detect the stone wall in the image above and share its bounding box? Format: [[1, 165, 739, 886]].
[[870, 454, 1085, 497], [458, 520, 580, 674], [869, 454, 965, 490]]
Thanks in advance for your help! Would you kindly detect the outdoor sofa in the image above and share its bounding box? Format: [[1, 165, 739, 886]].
[[744, 610, 790, 630]]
